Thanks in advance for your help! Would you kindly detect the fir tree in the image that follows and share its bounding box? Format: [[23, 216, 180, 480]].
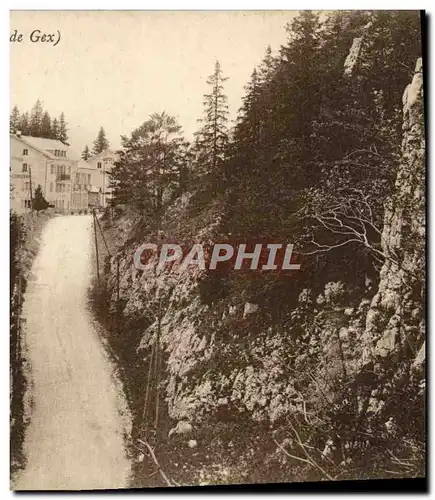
[[32, 185, 49, 212], [51, 118, 59, 140], [235, 68, 262, 148], [81, 145, 91, 160], [194, 61, 229, 175], [18, 112, 30, 136], [58, 112, 68, 143], [110, 112, 184, 211], [258, 45, 276, 83], [40, 111, 52, 138], [92, 127, 110, 155], [10, 106, 20, 134], [29, 99, 44, 136]]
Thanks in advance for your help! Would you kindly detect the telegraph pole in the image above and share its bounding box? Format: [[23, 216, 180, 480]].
[[28, 166, 33, 214], [93, 209, 100, 283]]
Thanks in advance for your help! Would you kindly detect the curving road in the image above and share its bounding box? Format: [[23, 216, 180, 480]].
[[14, 215, 131, 491]]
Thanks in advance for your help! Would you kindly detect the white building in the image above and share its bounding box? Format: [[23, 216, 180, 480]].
[[85, 149, 118, 208], [71, 149, 118, 211], [11, 133, 118, 214], [10, 133, 79, 214]]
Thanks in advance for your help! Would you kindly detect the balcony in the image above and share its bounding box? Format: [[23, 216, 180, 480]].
[[56, 173, 71, 181]]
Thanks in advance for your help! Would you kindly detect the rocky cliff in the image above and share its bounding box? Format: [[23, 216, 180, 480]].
[[94, 56, 425, 485], [361, 58, 425, 365]]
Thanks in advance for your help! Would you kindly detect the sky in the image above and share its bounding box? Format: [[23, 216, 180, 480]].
[[10, 10, 298, 156]]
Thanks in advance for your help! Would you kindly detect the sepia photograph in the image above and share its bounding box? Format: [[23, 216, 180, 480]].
[[9, 9, 426, 491]]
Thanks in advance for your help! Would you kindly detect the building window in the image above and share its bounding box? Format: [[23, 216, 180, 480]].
[[22, 163, 28, 173], [97, 162, 102, 169], [88, 174, 91, 184], [50, 164, 54, 174], [23, 149, 28, 156], [50, 182, 53, 192]]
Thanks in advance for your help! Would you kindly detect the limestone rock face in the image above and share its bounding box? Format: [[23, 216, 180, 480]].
[[343, 37, 363, 76], [98, 54, 425, 474], [343, 21, 373, 77], [360, 58, 425, 366], [243, 302, 258, 318]]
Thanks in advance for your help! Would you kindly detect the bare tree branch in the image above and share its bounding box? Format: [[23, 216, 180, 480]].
[[137, 438, 174, 487]]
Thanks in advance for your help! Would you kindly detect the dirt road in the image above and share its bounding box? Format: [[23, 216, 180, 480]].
[[14, 215, 131, 491]]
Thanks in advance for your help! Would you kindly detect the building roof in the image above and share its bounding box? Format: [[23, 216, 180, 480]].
[[12, 134, 81, 161], [21, 136, 69, 151], [89, 148, 118, 161], [76, 160, 93, 170], [11, 133, 55, 159]]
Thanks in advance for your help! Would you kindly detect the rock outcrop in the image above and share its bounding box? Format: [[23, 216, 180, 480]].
[[360, 58, 425, 366], [95, 55, 425, 485]]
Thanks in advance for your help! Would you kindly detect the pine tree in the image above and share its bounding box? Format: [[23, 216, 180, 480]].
[[10, 106, 20, 134], [51, 118, 59, 140], [92, 127, 110, 155], [110, 112, 184, 211], [258, 45, 276, 83], [19, 112, 30, 136], [81, 145, 91, 160], [235, 68, 262, 148], [29, 99, 44, 136], [279, 11, 322, 141], [194, 61, 229, 175], [32, 185, 49, 212], [40, 111, 52, 138], [58, 112, 68, 143]]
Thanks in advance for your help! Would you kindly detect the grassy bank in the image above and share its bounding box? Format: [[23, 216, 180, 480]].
[[10, 210, 55, 479]]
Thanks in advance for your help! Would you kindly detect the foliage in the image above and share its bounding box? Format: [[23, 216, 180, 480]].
[[92, 10, 424, 486], [32, 185, 49, 212], [110, 112, 189, 213], [58, 112, 68, 143], [92, 126, 110, 155], [10, 105, 20, 134], [10, 100, 69, 142], [81, 144, 91, 160], [194, 61, 229, 177]]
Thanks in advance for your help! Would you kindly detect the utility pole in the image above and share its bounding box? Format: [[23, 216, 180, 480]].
[[15, 222, 22, 367], [93, 208, 100, 283], [154, 296, 162, 431], [116, 255, 120, 302], [28, 166, 33, 214]]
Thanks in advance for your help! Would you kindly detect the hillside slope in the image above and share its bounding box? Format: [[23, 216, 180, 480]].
[[92, 52, 425, 486]]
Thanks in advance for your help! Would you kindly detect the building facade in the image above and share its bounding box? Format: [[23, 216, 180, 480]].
[[10, 133, 78, 214], [70, 150, 118, 211], [85, 149, 118, 208], [11, 133, 118, 215]]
